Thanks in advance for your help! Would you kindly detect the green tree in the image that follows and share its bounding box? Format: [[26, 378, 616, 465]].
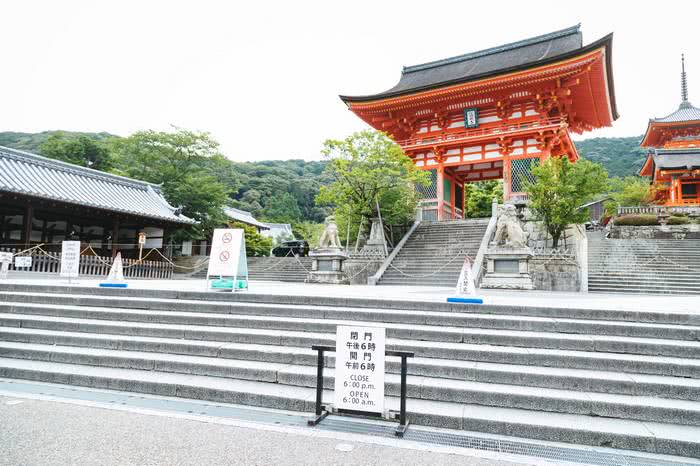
[[263, 192, 302, 224], [608, 176, 652, 206], [40, 133, 113, 170], [524, 157, 608, 248], [229, 221, 272, 257], [464, 180, 503, 218], [109, 128, 229, 236], [316, 130, 429, 231]]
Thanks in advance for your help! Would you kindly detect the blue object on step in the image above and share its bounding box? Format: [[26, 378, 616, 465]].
[[99, 283, 128, 288], [447, 296, 483, 304]]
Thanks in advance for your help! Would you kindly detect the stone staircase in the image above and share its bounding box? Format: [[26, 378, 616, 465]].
[[190, 257, 312, 282], [588, 232, 700, 295], [378, 219, 490, 287], [0, 283, 699, 458]]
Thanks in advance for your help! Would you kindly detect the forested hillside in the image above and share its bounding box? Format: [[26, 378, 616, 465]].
[[574, 136, 646, 177], [0, 130, 647, 226], [0, 131, 114, 153]]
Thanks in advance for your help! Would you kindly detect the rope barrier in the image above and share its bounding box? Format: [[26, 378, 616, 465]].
[[637, 253, 696, 272], [387, 252, 468, 279], [255, 250, 298, 272]]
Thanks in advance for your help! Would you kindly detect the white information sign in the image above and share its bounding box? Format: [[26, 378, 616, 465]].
[[14, 256, 32, 268], [334, 325, 385, 414], [206, 228, 248, 279], [0, 252, 10, 279], [60, 241, 81, 278]]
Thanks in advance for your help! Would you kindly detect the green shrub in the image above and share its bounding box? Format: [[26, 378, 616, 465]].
[[667, 216, 690, 225], [614, 214, 658, 226]]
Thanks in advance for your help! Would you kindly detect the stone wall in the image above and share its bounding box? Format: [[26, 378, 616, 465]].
[[609, 224, 700, 240], [483, 204, 585, 292], [529, 253, 580, 291], [344, 258, 383, 285]]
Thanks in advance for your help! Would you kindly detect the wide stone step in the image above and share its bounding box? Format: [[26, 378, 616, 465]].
[[5, 290, 695, 325], [10, 301, 700, 340], [2, 312, 699, 358], [2, 288, 699, 326], [3, 342, 700, 426], [587, 282, 700, 293], [0, 357, 698, 457], [588, 287, 700, 296], [3, 326, 699, 379], [3, 340, 699, 402]]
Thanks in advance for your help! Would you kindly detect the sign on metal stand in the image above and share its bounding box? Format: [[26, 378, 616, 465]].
[[60, 241, 81, 283], [334, 325, 385, 414], [206, 228, 248, 292], [309, 325, 414, 437]]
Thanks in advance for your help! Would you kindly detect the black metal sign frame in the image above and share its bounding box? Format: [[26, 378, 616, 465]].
[[307, 344, 415, 437]]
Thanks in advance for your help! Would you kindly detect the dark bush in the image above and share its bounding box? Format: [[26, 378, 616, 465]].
[[614, 214, 658, 226], [667, 216, 690, 225]]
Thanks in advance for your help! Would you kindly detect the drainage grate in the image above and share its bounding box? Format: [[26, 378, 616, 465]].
[[318, 416, 697, 466], [1, 379, 697, 466]]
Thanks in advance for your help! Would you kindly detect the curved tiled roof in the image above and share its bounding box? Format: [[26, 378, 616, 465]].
[[341, 25, 594, 102], [0, 145, 195, 224], [223, 207, 270, 230], [653, 148, 700, 170], [652, 101, 700, 123]]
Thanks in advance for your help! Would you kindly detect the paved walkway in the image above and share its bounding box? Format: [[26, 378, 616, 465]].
[[4, 272, 700, 313], [0, 395, 525, 466]]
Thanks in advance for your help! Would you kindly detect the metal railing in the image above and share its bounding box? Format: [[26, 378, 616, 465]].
[[397, 117, 565, 149]]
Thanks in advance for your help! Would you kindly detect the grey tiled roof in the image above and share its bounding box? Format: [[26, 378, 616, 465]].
[[223, 207, 270, 230], [341, 25, 586, 102], [0, 145, 195, 224], [653, 148, 700, 170], [652, 101, 700, 123]]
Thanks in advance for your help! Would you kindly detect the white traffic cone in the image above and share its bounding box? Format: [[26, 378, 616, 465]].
[[447, 257, 483, 304], [99, 252, 128, 288]]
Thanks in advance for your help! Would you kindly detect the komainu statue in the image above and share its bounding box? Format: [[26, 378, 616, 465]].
[[318, 216, 342, 249], [491, 204, 528, 248]]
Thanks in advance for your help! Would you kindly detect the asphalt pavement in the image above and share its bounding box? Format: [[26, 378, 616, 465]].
[[0, 395, 529, 466]]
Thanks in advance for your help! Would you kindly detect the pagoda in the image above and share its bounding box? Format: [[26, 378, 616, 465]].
[[639, 55, 700, 206], [340, 25, 617, 220]]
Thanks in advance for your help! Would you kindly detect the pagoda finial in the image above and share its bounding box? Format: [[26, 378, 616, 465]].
[[681, 54, 689, 103]]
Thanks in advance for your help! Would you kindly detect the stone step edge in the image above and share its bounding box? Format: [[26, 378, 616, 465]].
[[4, 300, 700, 338], [3, 284, 696, 325], [2, 323, 700, 380], [3, 340, 700, 404], [0, 357, 698, 458], [4, 312, 700, 354]]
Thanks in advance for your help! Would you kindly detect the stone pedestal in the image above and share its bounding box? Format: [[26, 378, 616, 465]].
[[358, 218, 387, 258], [480, 247, 534, 290], [306, 248, 349, 284]]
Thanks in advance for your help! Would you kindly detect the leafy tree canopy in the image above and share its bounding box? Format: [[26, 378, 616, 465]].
[[40, 133, 113, 171], [228, 221, 273, 257], [464, 180, 503, 218], [524, 157, 608, 248], [316, 130, 429, 232], [109, 128, 229, 237]]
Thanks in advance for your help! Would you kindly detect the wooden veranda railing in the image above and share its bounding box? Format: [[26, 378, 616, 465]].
[[617, 205, 700, 216], [0, 247, 173, 279]]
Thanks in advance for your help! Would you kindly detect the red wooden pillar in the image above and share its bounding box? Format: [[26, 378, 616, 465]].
[[436, 165, 445, 221], [450, 176, 456, 220], [502, 157, 512, 200]]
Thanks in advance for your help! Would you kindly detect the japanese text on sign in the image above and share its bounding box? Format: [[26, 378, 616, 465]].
[[334, 325, 385, 414], [60, 241, 81, 278]]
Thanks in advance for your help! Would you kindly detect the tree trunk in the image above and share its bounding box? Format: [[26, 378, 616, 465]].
[[551, 231, 561, 249]]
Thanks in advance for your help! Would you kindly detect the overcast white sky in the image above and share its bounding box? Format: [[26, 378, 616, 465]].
[[1, 1, 698, 161]]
